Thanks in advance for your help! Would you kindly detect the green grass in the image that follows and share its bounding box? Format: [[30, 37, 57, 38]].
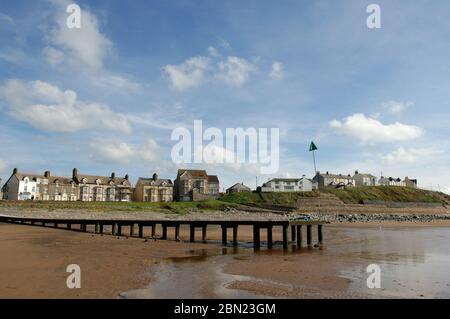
[[218, 190, 318, 207], [1, 187, 448, 213], [0, 199, 238, 214], [322, 186, 450, 204]]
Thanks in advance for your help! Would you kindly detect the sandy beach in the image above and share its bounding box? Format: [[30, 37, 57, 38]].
[[1, 219, 449, 299]]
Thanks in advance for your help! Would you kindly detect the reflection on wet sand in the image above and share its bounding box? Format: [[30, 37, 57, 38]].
[[121, 226, 450, 299]]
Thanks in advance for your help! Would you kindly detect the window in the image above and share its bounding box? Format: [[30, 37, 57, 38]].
[[24, 186, 28, 192]]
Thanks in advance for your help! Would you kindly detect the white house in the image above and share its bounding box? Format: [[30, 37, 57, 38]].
[[261, 176, 317, 192], [2, 168, 38, 200]]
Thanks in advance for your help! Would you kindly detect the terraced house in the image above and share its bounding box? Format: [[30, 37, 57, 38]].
[[134, 173, 173, 202], [313, 171, 356, 189], [1, 168, 78, 201], [72, 168, 132, 202]]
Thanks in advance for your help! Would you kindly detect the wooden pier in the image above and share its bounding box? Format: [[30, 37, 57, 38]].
[[0, 215, 324, 249]]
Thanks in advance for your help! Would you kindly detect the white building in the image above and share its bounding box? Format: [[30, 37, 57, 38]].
[[1, 168, 38, 200], [261, 176, 317, 192]]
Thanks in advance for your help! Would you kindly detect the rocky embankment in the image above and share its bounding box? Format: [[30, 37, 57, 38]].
[[293, 212, 450, 223]]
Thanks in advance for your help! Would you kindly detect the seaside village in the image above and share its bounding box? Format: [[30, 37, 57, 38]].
[[0, 167, 418, 202]]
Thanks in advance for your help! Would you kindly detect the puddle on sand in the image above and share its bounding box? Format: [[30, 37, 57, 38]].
[[334, 227, 450, 298], [119, 246, 271, 299]]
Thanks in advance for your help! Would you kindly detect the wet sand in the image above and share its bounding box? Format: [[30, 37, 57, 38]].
[[1, 222, 449, 298]]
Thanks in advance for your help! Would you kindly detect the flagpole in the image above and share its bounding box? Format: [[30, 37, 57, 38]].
[[312, 150, 317, 174]]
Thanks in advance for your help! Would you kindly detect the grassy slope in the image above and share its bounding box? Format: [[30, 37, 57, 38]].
[[0, 199, 237, 214], [322, 186, 450, 204], [1, 187, 448, 213], [219, 191, 317, 206], [219, 187, 450, 206]]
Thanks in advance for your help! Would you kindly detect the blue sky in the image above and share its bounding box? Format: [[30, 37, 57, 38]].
[[1, 0, 450, 192]]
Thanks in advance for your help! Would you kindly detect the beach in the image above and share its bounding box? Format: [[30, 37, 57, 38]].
[[1, 220, 450, 299]]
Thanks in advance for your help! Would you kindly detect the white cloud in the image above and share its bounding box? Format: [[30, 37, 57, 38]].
[[0, 79, 131, 133], [269, 61, 284, 79], [42, 46, 65, 67], [45, 0, 112, 71], [329, 113, 423, 143], [0, 160, 6, 174], [381, 147, 442, 164], [0, 48, 28, 65], [90, 139, 159, 164], [0, 13, 14, 25], [207, 46, 220, 57], [162, 48, 257, 90], [382, 100, 414, 113], [91, 74, 142, 93], [216, 56, 255, 86], [162, 56, 212, 90]]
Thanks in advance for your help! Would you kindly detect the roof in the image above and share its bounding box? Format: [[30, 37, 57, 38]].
[[227, 183, 251, 191], [207, 175, 219, 183], [137, 177, 173, 186], [353, 173, 376, 178], [177, 169, 208, 179], [317, 172, 354, 179], [75, 174, 130, 186], [13, 172, 73, 184]]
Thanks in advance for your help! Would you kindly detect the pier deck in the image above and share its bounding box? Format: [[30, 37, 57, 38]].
[[0, 215, 324, 249]]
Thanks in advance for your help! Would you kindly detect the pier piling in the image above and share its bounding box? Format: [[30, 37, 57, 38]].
[[190, 225, 195, 242], [202, 225, 207, 241], [267, 226, 273, 249], [296, 225, 302, 247], [282, 225, 288, 249], [253, 225, 261, 249], [221, 225, 228, 245], [232, 226, 238, 246], [307, 225, 312, 247]]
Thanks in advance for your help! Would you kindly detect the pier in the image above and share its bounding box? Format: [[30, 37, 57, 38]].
[[0, 216, 324, 249]]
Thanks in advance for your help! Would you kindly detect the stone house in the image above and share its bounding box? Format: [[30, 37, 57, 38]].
[[226, 182, 251, 194], [313, 171, 356, 189], [72, 168, 132, 202], [173, 169, 220, 201], [404, 177, 418, 188], [353, 171, 377, 187], [134, 173, 173, 202]]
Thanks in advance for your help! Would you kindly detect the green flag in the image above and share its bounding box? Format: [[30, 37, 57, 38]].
[[309, 141, 318, 152]]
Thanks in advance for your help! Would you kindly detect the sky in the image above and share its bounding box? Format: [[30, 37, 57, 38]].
[[1, 0, 450, 192]]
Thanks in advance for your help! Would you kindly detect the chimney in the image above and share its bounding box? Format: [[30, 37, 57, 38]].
[[111, 172, 116, 179], [125, 174, 129, 180], [44, 171, 50, 178], [13, 168, 18, 175], [72, 168, 78, 179]]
